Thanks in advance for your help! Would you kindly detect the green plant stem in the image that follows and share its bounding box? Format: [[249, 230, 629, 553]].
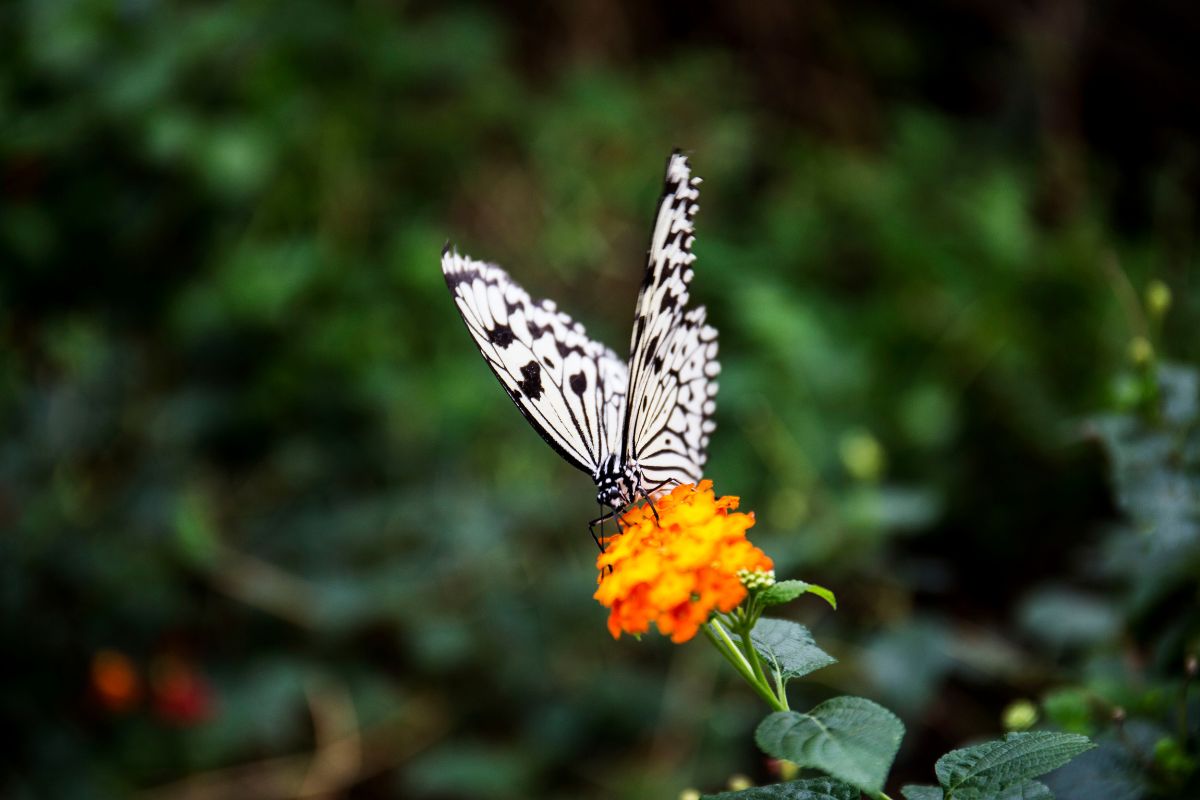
[[704, 619, 756, 683], [704, 620, 786, 712], [745, 643, 773, 699], [727, 609, 784, 711]]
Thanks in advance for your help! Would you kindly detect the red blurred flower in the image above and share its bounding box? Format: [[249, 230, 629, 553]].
[[150, 654, 215, 725]]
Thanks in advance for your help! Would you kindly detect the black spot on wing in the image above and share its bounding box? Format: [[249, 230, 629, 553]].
[[488, 323, 515, 348], [652, 355, 664, 374], [641, 267, 655, 290], [556, 340, 585, 358], [569, 371, 587, 396], [443, 268, 481, 290], [519, 361, 543, 400], [660, 292, 678, 313]]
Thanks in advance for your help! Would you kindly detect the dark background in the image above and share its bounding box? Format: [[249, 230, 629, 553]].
[[3, 2, 1199, 798]]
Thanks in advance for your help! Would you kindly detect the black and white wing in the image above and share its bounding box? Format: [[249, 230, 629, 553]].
[[442, 247, 627, 476], [622, 151, 719, 488]]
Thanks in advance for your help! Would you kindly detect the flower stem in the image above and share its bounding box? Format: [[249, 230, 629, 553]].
[[738, 620, 778, 707], [705, 619, 754, 676], [720, 606, 787, 711], [704, 619, 787, 712]]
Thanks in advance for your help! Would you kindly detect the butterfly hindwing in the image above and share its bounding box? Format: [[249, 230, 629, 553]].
[[623, 151, 720, 487], [442, 248, 628, 476]]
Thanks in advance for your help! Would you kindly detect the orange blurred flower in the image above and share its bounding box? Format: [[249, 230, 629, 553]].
[[594, 480, 773, 643], [91, 649, 140, 712]]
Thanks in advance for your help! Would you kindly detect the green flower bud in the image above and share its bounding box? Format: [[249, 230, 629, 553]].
[[727, 775, 753, 791], [1145, 280, 1172, 318], [737, 568, 777, 590], [1128, 336, 1154, 367], [840, 430, 885, 481], [1003, 699, 1039, 731]]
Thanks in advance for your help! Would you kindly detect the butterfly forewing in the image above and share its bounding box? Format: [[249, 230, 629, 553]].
[[443, 150, 720, 511], [441, 248, 628, 476], [623, 152, 719, 488]]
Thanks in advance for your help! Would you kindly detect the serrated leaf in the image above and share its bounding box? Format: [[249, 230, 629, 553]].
[[935, 732, 1093, 798], [702, 776, 860, 799], [901, 787, 944, 800], [755, 696, 905, 794], [930, 781, 1056, 800], [760, 580, 838, 609], [990, 780, 1053, 800], [748, 619, 837, 682]]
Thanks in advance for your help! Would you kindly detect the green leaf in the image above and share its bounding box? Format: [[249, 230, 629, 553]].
[[755, 696, 905, 794], [906, 777, 1054, 799], [1018, 588, 1120, 649], [935, 732, 1093, 798], [748, 619, 837, 682], [901, 787, 944, 800], [760, 580, 838, 609], [929, 781, 1055, 800], [1040, 688, 1094, 735], [991, 780, 1053, 800], [702, 776, 860, 799]]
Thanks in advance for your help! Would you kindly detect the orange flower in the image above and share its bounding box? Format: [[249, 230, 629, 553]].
[[91, 649, 140, 712], [594, 480, 773, 643]]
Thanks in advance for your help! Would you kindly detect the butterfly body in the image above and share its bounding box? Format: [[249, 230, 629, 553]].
[[594, 454, 643, 510], [443, 151, 718, 521]]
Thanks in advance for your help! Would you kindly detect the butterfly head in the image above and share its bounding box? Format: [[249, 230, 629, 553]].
[[595, 455, 637, 511]]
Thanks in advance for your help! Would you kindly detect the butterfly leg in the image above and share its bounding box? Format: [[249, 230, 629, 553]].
[[588, 514, 606, 553], [590, 506, 621, 576], [589, 507, 621, 552], [636, 477, 666, 526]]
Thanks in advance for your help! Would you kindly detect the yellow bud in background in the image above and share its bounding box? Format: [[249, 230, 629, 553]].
[[778, 759, 800, 781], [1145, 280, 1172, 318], [1128, 336, 1154, 367], [678, 790, 702, 800], [840, 430, 885, 482], [1003, 699, 1039, 731], [727, 775, 754, 791]]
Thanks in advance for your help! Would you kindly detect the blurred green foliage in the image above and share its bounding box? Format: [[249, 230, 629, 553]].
[[2, 1, 1198, 798]]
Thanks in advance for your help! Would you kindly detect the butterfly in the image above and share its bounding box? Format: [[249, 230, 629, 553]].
[[442, 150, 719, 534]]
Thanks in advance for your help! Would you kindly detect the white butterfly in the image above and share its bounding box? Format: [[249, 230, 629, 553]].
[[442, 150, 719, 530]]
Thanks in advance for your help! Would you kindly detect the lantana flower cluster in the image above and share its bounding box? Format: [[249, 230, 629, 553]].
[[594, 480, 773, 643]]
